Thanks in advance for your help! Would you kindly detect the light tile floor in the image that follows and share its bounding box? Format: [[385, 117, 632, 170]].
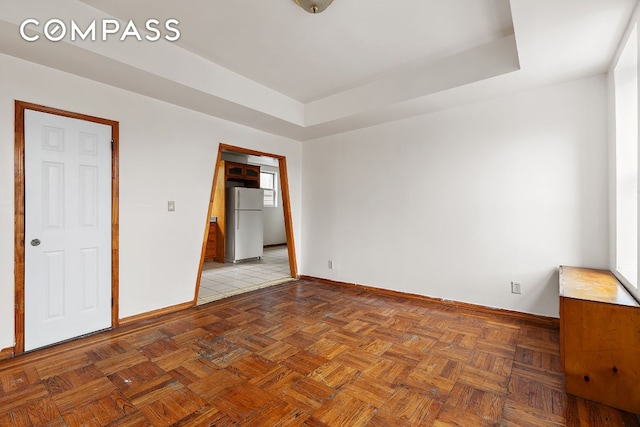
[[197, 246, 294, 305]]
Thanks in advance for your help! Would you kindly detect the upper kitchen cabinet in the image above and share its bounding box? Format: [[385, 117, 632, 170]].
[[225, 161, 260, 188]]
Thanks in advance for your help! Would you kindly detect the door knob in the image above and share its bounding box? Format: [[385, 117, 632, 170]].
[[30, 239, 41, 246]]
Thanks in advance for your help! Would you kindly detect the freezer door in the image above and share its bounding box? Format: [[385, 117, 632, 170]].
[[233, 210, 264, 261], [234, 187, 264, 211]]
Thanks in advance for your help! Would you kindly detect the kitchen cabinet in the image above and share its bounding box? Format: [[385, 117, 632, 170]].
[[225, 161, 260, 188], [204, 221, 217, 260], [559, 265, 640, 414], [209, 161, 227, 263]]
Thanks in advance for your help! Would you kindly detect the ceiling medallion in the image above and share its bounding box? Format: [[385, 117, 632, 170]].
[[294, 0, 333, 14]]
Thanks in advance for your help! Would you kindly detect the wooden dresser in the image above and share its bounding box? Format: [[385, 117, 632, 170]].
[[559, 266, 640, 413]]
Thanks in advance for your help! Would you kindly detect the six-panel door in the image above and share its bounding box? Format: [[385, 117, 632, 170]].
[[24, 110, 112, 351]]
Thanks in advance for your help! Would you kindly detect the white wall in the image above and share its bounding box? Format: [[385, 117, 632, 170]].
[[0, 53, 301, 350], [302, 76, 609, 317]]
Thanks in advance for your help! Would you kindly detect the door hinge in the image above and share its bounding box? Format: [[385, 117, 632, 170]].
[[111, 140, 114, 150]]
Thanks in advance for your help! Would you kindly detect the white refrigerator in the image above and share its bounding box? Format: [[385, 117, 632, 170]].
[[226, 187, 264, 263]]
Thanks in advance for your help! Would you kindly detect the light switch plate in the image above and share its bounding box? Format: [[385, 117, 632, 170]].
[[168, 201, 175, 212], [511, 281, 521, 294]]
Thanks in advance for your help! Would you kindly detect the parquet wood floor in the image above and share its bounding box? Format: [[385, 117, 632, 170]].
[[1, 279, 639, 426]]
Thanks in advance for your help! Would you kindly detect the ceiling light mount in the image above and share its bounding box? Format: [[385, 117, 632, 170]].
[[294, 0, 333, 14]]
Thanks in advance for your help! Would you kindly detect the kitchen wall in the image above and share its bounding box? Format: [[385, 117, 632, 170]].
[[0, 53, 301, 351], [261, 164, 287, 246], [301, 75, 609, 318]]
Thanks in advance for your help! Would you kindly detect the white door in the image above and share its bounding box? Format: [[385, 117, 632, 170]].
[[24, 110, 112, 351]]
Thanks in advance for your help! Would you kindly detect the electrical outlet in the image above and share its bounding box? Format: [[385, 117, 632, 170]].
[[328, 260, 334, 269], [168, 201, 175, 212], [511, 281, 522, 294]]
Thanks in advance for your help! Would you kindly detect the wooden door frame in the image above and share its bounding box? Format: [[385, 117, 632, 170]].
[[14, 100, 119, 355], [193, 143, 299, 303]]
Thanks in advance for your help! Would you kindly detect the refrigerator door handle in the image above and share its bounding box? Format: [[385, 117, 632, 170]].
[[237, 211, 240, 230], [237, 190, 241, 210]]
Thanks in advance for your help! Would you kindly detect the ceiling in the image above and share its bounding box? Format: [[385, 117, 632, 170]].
[[0, 0, 637, 140], [79, 0, 514, 103]]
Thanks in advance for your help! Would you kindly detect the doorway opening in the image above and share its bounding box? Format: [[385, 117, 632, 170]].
[[193, 144, 298, 305], [14, 101, 119, 355]]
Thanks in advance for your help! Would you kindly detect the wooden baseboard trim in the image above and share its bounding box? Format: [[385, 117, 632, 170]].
[[0, 346, 14, 361], [264, 243, 287, 248], [300, 275, 560, 329], [119, 301, 194, 326]]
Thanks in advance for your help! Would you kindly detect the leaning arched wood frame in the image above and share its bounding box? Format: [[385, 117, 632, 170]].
[[193, 143, 299, 303], [13, 100, 120, 355]]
